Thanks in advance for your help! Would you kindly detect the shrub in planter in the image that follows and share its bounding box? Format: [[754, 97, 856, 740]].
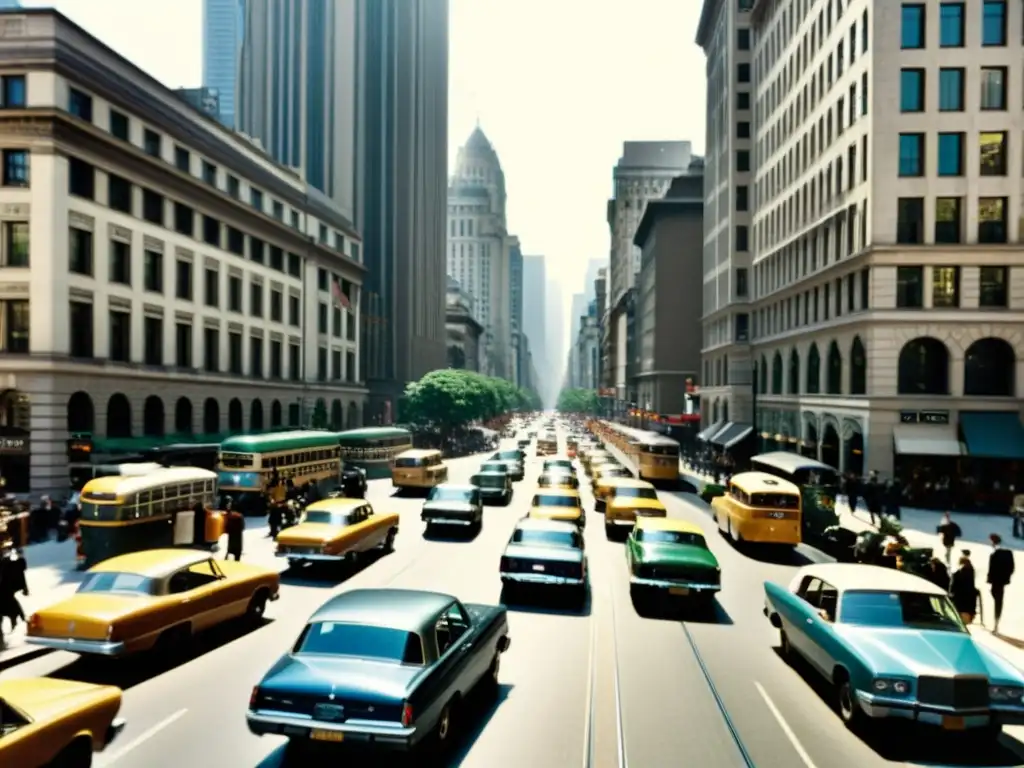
[[700, 484, 727, 503]]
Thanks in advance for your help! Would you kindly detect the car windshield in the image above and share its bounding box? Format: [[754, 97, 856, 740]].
[[637, 530, 705, 546], [428, 487, 474, 503], [614, 487, 658, 500], [481, 463, 506, 472], [78, 572, 156, 596], [304, 510, 353, 525], [532, 494, 580, 508], [495, 451, 522, 461], [839, 590, 967, 632], [512, 528, 581, 548], [474, 475, 506, 488], [394, 457, 423, 468], [295, 622, 425, 664]]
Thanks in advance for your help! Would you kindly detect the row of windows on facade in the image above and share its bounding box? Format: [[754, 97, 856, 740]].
[[898, 132, 1018, 181], [60, 227, 355, 341], [901, 1, 1010, 51], [750, 267, 868, 342], [706, 336, 867, 394], [896, 195, 1010, 246], [0, 299, 358, 384], [63, 156, 359, 291], [63, 84, 353, 253], [900, 66, 1014, 115], [755, 212, 859, 300]]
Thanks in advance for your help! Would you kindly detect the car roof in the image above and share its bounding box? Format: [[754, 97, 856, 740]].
[[792, 563, 947, 596], [305, 498, 365, 513], [729, 471, 800, 494], [473, 471, 506, 477], [434, 483, 477, 493], [532, 488, 580, 497], [600, 477, 648, 487], [514, 517, 580, 533], [635, 517, 703, 534], [89, 549, 212, 578], [309, 588, 456, 632]]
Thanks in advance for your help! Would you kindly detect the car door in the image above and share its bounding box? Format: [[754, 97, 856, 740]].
[[167, 562, 222, 632], [359, 504, 386, 549], [779, 576, 822, 660], [0, 698, 45, 767], [800, 580, 840, 676]]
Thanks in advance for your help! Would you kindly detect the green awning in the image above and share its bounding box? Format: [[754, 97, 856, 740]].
[[960, 412, 1024, 460]]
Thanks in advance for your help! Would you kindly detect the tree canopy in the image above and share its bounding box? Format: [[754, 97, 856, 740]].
[[399, 369, 541, 428], [556, 388, 601, 414]]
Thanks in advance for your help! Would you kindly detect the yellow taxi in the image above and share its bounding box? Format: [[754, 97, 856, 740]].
[[593, 474, 645, 510], [603, 480, 666, 539], [275, 498, 399, 567], [582, 452, 614, 477], [591, 463, 632, 493], [526, 488, 585, 529], [0, 678, 125, 766], [537, 471, 579, 490], [541, 457, 576, 476], [26, 549, 280, 658]]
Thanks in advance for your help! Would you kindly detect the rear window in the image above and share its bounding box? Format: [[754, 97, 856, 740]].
[[512, 528, 581, 548], [481, 463, 507, 473], [305, 511, 353, 525], [496, 451, 523, 461], [295, 622, 425, 664], [394, 457, 422, 468], [532, 494, 581, 508], [428, 487, 476, 503], [750, 493, 799, 509], [614, 487, 657, 500], [636, 530, 705, 547], [474, 475, 506, 488], [78, 572, 156, 596]]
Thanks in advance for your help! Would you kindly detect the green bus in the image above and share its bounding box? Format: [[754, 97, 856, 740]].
[[338, 427, 413, 479], [217, 430, 342, 495]]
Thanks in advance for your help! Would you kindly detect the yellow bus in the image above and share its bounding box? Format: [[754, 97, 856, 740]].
[[631, 435, 680, 487], [711, 471, 801, 548], [392, 449, 448, 492], [217, 431, 342, 497]]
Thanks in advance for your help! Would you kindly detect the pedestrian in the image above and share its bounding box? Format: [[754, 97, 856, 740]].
[[225, 501, 244, 561], [865, 472, 883, 526], [987, 533, 1015, 634], [926, 557, 950, 592], [1012, 492, 1024, 539], [845, 473, 861, 516], [937, 512, 962, 566], [0, 544, 27, 632], [950, 554, 978, 625], [884, 480, 902, 521]]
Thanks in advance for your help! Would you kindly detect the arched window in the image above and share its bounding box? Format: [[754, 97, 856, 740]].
[[203, 398, 220, 434], [826, 341, 843, 394], [897, 337, 949, 395], [759, 355, 768, 394], [805, 344, 821, 394], [250, 399, 264, 431], [347, 402, 360, 429], [712, 400, 719, 422], [66, 391, 94, 433], [964, 337, 1016, 397], [271, 400, 283, 427], [228, 399, 243, 431], [771, 352, 783, 394], [331, 399, 344, 430], [788, 349, 800, 395], [722, 400, 730, 422], [106, 393, 132, 438], [143, 396, 165, 437], [174, 398, 193, 434], [849, 336, 867, 395]]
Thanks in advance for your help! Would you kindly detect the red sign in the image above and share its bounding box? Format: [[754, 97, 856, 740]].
[[664, 414, 701, 424]]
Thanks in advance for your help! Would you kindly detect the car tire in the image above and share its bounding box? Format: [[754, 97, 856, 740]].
[[778, 629, 793, 660], [382, 528, 397, 552], [483, 652, 501, 696], [605, 523, 614, 539], [434, 699, 456, 748], [245, 590, 269, 626], [836, 678, 867, 730], [155, 624, 192, 666], [49, 737, 92, 768]]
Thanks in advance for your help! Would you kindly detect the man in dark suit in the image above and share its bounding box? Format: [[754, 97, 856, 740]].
[[988, 534, 1015, 634]]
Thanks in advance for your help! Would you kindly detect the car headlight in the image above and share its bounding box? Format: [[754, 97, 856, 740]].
[[989, 685, 1024, 702], [872, 678, 911, 695]]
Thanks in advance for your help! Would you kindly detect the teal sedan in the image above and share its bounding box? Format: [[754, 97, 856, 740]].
[[764, 563, 1024, 740]]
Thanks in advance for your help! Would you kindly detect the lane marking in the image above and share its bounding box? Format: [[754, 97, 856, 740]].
[[582, 589, 598, 766], [754, 681, 818, 768], [608, 571, 627, 767], [104, 708, 189, 765]]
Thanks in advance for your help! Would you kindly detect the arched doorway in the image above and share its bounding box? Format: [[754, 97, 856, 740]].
[[898, 337, 949, 394], [106, 393, 132, 438], [845, 432, 864, 476], [821, 422, 840, 469], [788, 349, 800, 394], [143, 396, 164, 437], [228, 398, 243, 432], [271, 400, 283, 428], [66, 391, 95, 433], [331, 399, 343, 430], [0, 390, 30, 493], [312, 397, 328, 428], [805, 344, 821, 394], [802, 422, 819, 459], [347, 402, 359, 429], [722, 400, 730, 422], [203, 398, 220, 435], [963, 337, 1015, 396], [250, 399, 264, 431], [771, 352, 783, 394], [288, 402, 301, 427], [174, 398, 193, 434]]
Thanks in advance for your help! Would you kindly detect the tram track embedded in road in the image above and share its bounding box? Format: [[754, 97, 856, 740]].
[[583, 573, 627, 768]]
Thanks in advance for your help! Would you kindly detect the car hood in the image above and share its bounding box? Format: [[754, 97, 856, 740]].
[[636, 543, 718, 569], [503, 544, 583, 563], [33, 593, 156, 624], [833, 626, 1024, 681], [423, 502, 477, 513], [260, 653, 424, 703], [277, 523, 341, 545], [0, 678, 120, 722]]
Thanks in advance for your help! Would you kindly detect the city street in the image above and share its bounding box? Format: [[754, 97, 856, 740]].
[[3, 440, 1024, 766]]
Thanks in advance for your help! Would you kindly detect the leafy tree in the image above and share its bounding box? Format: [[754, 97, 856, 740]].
[[556, 388, 600, 414], [399, 369, 540, 429]]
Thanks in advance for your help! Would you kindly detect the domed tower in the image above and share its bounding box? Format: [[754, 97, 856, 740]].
[[451, 126, 507, 228]]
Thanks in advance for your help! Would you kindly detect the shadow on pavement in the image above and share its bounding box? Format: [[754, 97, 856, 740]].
[[0, 645, 53, 672], [422, 526, 481, 543], [772, 647, 1024, 765], [499, 584, 591, 617], [280, 549, 390, 587], [42, 616, 273, 691], [631, 591, 732, 625]]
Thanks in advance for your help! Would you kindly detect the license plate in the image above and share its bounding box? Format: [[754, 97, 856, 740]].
[[532, 564, 546, 572], [668, 587, 690, 596], [767, 511, 785, 519], [311, 729, 345, 742], [942, 716, 965, 731]]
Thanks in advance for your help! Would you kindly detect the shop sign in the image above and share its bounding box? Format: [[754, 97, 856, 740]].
[[899, 410, 950, 425], [0, 436, 27, 454]]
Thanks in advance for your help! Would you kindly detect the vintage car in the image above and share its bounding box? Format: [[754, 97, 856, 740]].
[[0, 678, 125, 766], [541, 458, 576, 476], [499, 518, 586, 603], [764, 563, 1024, 738], [604, 481, 666, 538], [478, 461, 511, 480], [537, 470, 579, 490], [26, 549, 280, 657], [526, 489, 585, 529], [247, 588, 511, 753], [489, 450, 526, 480], [516, 437, 531, 449], [626, 518, 720, 603], [592, 471, 640, 509], [470, 471, 513, 506], [582, 453, 614, 477], [277, 498, 399, 567], [420, 484, 484, 530]]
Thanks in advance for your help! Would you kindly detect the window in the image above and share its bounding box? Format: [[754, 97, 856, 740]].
[[736, 150, 750, 172], [1, 300, 28, 353], [270, 290, 283, 323], [978, 197, 1007, 243], [173, 203, 194, 236], [734, 314, 749, 342], [934, 198, 962, 243], [226, 227, 244, 255], [900, 4, 925, 49], [0, 75, 25, 108], [939, 2, 965, 46], [204, 327, 219, 372], [347, 351, 356, 382], [896, 197, 925, 244], [1, 222, 28, 267], [317, 347, 328, 381], [737, 28, 750, 49], [250, 188, 263, 210], [144, 316, 163, 366], [204, 268, 219, 307], [176, 259, 192, 300], [900, 69, 924, 112], [896, 266, 925, 308], [144, 249, 162, 292], [109, 240, 130, 285], [202, 161, 216, 185], [980, 67, 1007, 110], [979, 132, 1007, 176], [175, 322, 192, 367], [227, 175, 239, 197], [1, 150, 27, 186], [69, 301, 93, 357], [318, 302, 328, 334], [737, 63, 750, 83], [332, 349, 342, 379], [287, 253, 301, 277], [737, 91, 750, 110], [143, 129, 161, 158], [937, 133, 964, 176], [228, 275, 242, 312], [109, 110, 129, 140], [289, 343, 301, 381], [202, 215, 220, 246], [736, 121, 750, 139], [250, 336, 263, 377], [250, 239, 264, 264], [735, 226, 749, 251], [270, 340, 282, 378], [174, 146, 190, 172], [107, 174, 132, 213], [142, 189, 164, 225], [860, 269, 870, 310], [938, 68, 964, 111], [736, 185, 748, 211], [229, 332, 243, 375], [273, 200, 284, 220], [250, 282, 263, 316], [736, 268, 748, 297], [69, 228, 92, 275], [109, 310, 130, 362], [931, 267, 960, 308], [68, 158, 94, 199], [979, 266, 1008, 307], [898, 134, 924, 176], [981, 0, 1006, 46], [332, 306, 342, 337], [68, 88, 92, 121]]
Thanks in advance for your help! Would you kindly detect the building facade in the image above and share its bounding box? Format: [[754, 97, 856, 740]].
[[202, 0, 244, 128], [508, 235, 523, 385], [747, 0, 1024, 477], [572, 301, 600, 390], [0, 10, 366, 494], [521, 254, 547, 383], [445, 277, 482, 372]]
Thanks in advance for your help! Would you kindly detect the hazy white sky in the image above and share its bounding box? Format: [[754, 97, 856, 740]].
[[27, 0, 707, 355]]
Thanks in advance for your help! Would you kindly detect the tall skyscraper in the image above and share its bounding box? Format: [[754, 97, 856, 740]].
[[509, 238, 525, 386], [521, 255, 547, 385], [202, 0, 244, 128], [545, 277, 564, 405], [0, 1, 21, 8]]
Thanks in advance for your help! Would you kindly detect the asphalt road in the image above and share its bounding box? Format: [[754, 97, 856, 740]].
[[4, 433, 1024, 767]]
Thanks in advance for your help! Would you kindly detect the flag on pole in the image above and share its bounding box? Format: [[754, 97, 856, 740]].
[[332, 279, 351, 309]]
